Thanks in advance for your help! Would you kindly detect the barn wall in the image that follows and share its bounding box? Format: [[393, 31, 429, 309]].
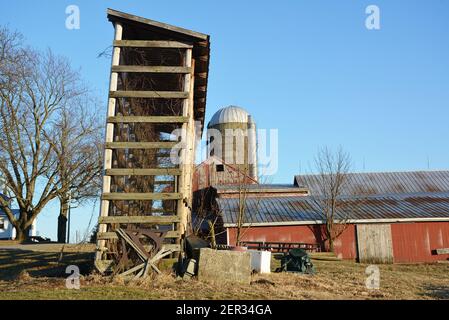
[[226, 224, 357, 260], [225, 221, 449, 263], [356, 224, 394, 264], [391, 222, 449, 263], [333, 225, 357, 260]]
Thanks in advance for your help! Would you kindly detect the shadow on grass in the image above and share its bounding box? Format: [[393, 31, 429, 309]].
[[0, 249, 94, 281], [421, 284, 449, 299]]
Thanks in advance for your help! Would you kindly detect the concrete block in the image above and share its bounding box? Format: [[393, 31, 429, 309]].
[[196, 248, 251, 284]]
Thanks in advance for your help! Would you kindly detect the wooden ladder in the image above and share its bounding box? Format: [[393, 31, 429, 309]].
[[95, 21, 196, 271]]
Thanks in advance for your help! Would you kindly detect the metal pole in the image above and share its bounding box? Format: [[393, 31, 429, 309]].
[[67, 192, 71, 244]]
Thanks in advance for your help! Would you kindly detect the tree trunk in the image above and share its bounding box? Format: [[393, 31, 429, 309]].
[[235, 225, 241, 246], [14, 223, 31, 243], [328, 237, 334, 253], [326, 223, 335, 252], [15, 227, 26, 243], [208, 220, 217, 249], [57, 199, 69, 243]]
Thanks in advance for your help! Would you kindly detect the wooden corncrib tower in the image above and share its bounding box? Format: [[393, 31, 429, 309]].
[[95, 9, 210, 276]]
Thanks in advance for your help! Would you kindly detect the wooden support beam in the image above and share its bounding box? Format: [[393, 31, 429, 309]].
[[110, 91, 188, 99], [119, 263, 145, 277], [96, 21, 123, 263], [107, 9, 208, 40], [105, 168, 181, 176], [97, 230, 180, 240], [95, 260, 114, 273], [98, 215, 180, 224], [105, 142, 180, 149], [102, 193, 183, 201], [149, 209, 176, 214], [107, 116, 188, 123], [154, 181, 175, 185], [113, 40, 193, 48], [160, 244, 180, 252], [112, 65, 191, 73]]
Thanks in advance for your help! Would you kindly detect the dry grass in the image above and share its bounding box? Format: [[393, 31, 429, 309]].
[[0, 246, 448, 300], [0, 242, 95, 253]]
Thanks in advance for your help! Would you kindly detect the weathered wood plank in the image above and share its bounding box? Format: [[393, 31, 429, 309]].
[[112, 65, 191, 73], [154, 180, 175, 185], [110, 91, 189, 99], [436, 248, 449, 255], [107, 8, 208, 40], [98, 215, 180, 224], [356, 224, 394, 264], [107, 116, 189, 123], [97, 230, 180, 240], [105, 168, 181, 176], [113, 40, 193, 48], [101, 193, 183, 201], [119, 263, 145, 277], [163, 244, 181, 252], [94, 260, 115, 273], [105, 142, 180, 149], [96, 21, 123, 263], [149, 209, 176, 214]]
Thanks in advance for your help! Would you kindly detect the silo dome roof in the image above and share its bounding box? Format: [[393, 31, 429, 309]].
[[207, 105, 253, 128]]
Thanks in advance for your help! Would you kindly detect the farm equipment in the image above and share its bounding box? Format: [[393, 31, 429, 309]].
[[275, 248, 315, 274], [109, 228, 176, 278]]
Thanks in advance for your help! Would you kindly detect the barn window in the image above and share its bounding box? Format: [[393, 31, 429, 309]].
[[0, 218, 4, 230], [216, 164, 224, 172]]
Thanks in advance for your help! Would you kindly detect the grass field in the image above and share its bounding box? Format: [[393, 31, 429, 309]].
[[0, 243, 448, 300]]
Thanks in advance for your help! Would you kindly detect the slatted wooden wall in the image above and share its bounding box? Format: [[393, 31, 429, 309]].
[[356, 224, 394, 264], [95, 21, 196, 271]]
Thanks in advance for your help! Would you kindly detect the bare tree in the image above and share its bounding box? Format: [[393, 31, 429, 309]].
[[47, 102, 104, 243], [0, 26, 100, 241], [309, 146, 353, 252], [234, 166, 272, 247], [191, 163, 260, 247], [235, 179, 249, 246]]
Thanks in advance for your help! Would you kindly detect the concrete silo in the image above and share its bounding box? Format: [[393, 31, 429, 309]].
[[207, 106, 258, 182]]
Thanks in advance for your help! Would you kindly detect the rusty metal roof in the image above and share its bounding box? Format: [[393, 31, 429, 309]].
[[218, 192, 449, 226], [294, 171, 449, 196]]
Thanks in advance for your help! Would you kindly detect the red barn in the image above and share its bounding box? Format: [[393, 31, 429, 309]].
[[202, 171, 449, 263]]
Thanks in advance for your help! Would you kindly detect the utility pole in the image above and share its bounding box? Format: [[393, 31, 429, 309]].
[[67, 191, 72, 244]]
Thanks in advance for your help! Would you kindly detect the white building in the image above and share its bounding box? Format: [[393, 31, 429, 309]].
[[0, 208, 37, 240]]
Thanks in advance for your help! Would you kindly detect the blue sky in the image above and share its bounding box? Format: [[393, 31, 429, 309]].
[[1, 0, 448, 241]]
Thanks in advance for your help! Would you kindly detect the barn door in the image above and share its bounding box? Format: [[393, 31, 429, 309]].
[[356, 224, 394, 264]]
